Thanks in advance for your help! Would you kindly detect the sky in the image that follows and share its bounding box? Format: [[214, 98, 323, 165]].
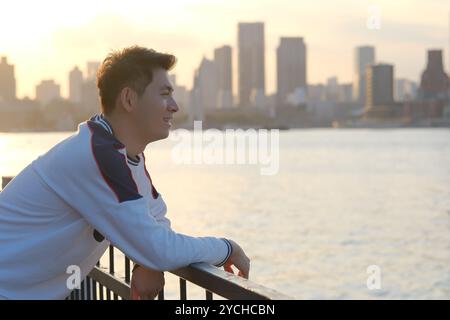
[[0, 0, 449, 99]]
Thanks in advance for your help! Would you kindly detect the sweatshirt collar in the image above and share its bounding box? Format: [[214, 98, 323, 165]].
[[90, 114, 141, 166]]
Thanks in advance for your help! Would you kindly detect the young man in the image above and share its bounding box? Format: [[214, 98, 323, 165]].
[[0, 46, 250, 300]]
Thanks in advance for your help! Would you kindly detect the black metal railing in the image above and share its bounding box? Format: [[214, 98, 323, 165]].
[[2, 176, 291, 300]]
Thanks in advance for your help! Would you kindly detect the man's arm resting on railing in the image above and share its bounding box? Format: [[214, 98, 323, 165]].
[[130, 238, 250, 300], [132, 238, 249, 277]]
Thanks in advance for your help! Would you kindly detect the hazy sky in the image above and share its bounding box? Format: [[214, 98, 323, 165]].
[[0, 0, 449, 99]]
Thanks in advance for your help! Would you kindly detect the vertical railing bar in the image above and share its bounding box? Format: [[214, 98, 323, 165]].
[[86, 276, 91, 300], [106, 288, 111, 300], [206, 290, 213, 300], [80, 279, 85, 300], [109, 245, 115, 275], [125, 256, 130, 284], [95, 258, 100, 300], [92, 279, 97, 300], [158, 288, 164, 300], [180, 278, 187, 300]]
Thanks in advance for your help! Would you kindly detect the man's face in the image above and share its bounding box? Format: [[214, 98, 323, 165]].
[[132, 68, 178, 143]]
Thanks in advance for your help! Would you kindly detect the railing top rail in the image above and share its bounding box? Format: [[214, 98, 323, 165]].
[[172, 262, 292, 300]]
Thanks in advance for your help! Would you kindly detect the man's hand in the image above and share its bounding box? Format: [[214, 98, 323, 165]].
[[130, 265, 165, 300], [223, 239, 251, 279]]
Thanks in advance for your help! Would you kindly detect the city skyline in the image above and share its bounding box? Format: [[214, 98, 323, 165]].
[[0, 0, 449, 99]]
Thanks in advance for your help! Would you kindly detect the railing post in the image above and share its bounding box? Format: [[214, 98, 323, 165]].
[[109, 245, 115, 275], [125, 256, 130, 284], [180, 278, 187, 300], [80, 280, 85, 300], [86, 277, 91, 300], [158, 288, 164, 300]]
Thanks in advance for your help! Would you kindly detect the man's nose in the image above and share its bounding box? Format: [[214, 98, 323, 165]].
[[168, 97, 179, 113]]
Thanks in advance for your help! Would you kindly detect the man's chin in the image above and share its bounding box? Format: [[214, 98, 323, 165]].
[[149, 130, 170, 143]]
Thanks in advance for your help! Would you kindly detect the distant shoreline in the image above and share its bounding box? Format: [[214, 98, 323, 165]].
[[1, 125, 450, 134]]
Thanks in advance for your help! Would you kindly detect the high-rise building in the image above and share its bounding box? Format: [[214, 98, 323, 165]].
[[337, 83, 353, 103], [169, 74, 189, 113], [276, 37, 307, 107], [0, 56, 16, 101], [86, 61, 100, 80], [395, 79, 417, 102], [419, 50, 449, 100], [191, 57, 219, 113], [69, 66, 83, 104], [353, 46, 375, 105], [35, 80, 61, 105], [81, 79, 99, 115], [214, 45, 233, 109], [325, 77, 338, 102], [79, 61, 101, 114], [403, 49, 450, 120], [238, 22, 265, 107], [366, 63, 394, 110]]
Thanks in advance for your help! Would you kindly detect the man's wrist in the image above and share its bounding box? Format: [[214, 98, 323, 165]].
[[215, 238, 233, 267]]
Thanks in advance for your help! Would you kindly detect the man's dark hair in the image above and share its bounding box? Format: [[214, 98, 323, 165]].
[[97, 46, 177, 114]]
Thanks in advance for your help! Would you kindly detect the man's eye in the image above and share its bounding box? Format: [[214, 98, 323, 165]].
[[161, 92, 170, 96]]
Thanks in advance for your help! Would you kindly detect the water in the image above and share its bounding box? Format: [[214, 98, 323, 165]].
[[1, 129, 449, 299]]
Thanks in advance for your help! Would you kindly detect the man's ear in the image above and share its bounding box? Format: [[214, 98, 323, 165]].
[[119, 87, 138, 113]]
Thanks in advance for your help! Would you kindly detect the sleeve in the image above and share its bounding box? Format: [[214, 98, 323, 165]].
[[152, 201, 171, 230], [34, 128, 233, 271]]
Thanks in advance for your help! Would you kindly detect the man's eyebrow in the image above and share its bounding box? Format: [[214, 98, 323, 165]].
[[160, 85, 174, 92]]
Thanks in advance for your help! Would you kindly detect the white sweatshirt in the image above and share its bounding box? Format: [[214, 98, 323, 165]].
[[0, 114, 232, 299]]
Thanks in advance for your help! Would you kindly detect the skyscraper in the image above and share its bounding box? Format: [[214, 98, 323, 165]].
[[366, 63, 394, 111], [69, 66, 83, 104], [169, 74, 189, 113], [0, 56, 16, 101], [354, 46, 375, 105], [82, 61, 101, 114], [86, 61, 100, 80], [214, 45, 233, 109], [191, 57, 219, 112], [35, 80, 61, 105], [395, 79, 417, 102], [276, 37, 307, 107], [404, 50, 449, 120], [238, 22, 265, 108], [419, 50, 449, 100]]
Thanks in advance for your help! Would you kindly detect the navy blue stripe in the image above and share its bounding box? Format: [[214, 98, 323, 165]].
[[88, 121, 142, 203]]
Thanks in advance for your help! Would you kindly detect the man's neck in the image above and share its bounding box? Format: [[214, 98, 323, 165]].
[[103, 113, 145, 160]]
